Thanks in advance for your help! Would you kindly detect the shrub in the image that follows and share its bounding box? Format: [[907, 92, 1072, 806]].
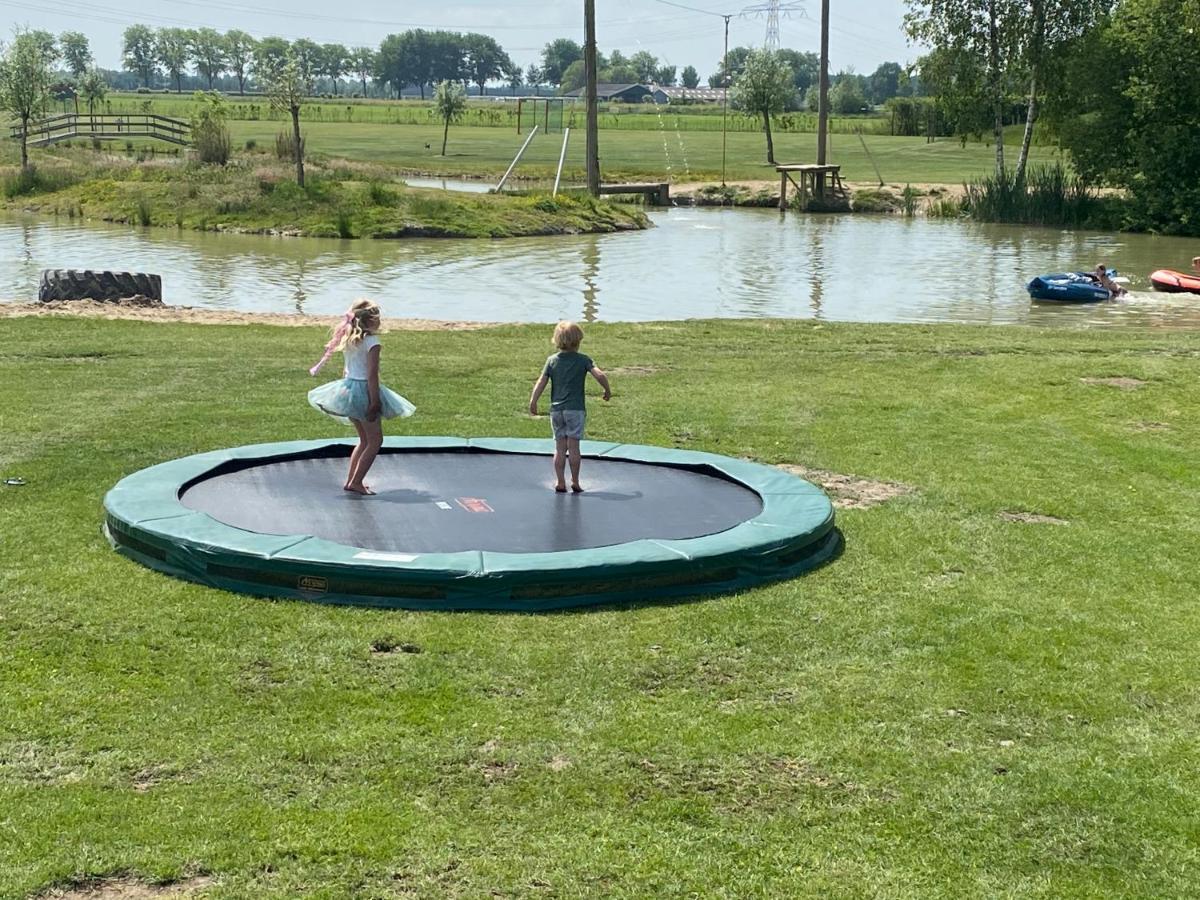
[[244, 139, 257, 151], [274, 129, 304, 162], [2, 166, 80, 198], [191, 92, 232, 165], [134, 196, 152, 226], [366, 181, 393, 206], [335, 208, 353, 238], [136, 86, 150, 93]]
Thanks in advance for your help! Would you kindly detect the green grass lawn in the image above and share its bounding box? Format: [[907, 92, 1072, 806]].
[[2, 316, 1198, 897], [224, 121, 1064, 185]]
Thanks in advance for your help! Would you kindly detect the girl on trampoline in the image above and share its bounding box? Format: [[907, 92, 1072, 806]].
[[529, 320, 611, 493], [308, 299, 415, 495]]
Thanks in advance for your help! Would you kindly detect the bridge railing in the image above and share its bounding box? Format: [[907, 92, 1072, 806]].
[[8, 113, 190, 145]]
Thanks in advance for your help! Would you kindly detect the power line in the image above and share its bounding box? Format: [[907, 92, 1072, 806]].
[[646, 0, 730, 19]]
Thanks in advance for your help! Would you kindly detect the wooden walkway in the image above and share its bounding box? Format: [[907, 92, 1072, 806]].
[[776, 164, 845, 210], [599, 182, 670, 206], [10, 113, 190, 148]]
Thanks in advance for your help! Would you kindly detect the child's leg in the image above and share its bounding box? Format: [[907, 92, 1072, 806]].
[[345, 419, 368, 489], [347, 418, 384, 494], [553, 436, 568, 491], [567, 437, 583, 491]]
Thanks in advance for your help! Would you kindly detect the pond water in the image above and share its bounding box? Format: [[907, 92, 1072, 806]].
[[3, 203, 1198, 328]]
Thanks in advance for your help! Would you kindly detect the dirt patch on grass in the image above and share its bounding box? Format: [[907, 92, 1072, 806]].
[[369, 636, 422, 655], [1080, 376, 1147, 390], [608, 365, 663, 376], [998, 510, 1069, 525], [1132, 421, 1171, 432], [0, 300, 489, 330], [777, 464, 915, 509], [39, 875, 214, 899]]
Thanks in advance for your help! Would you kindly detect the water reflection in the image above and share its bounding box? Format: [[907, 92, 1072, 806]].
[[2, 209, 1198, 329]]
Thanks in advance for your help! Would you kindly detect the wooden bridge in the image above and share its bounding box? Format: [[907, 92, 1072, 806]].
[[776, 164, 846, 210], [9, 113, 190, 148]]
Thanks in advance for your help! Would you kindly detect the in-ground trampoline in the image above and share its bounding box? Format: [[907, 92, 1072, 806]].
[[104, 437, 838, 611]]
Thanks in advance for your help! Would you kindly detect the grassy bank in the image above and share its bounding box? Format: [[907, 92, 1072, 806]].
[[0, 147, 647, 240], [2, 315, 1198, 897]]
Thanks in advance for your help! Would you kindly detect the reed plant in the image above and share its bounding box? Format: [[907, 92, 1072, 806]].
[[962, 163, 1099, 227]]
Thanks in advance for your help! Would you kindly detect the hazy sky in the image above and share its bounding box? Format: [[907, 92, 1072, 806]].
[[0, 0, 917, 79]]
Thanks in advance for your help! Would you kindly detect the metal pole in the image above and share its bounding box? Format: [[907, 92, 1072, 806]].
[[553, 127, 571, 196], [721, 14, 731, 186], [584, 0, 601, 197], [817, 0, 830, 165], [496, 125, 540, 191]]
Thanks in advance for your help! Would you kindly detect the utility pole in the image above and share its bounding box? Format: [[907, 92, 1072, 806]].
[[584, 0, 600, 197], [721, 14, 731, 186], [816, 0, 830, 165]]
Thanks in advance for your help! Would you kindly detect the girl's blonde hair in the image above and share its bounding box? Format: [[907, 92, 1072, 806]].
[[333, 299, 381, 351], [552, 320, 583, 352]]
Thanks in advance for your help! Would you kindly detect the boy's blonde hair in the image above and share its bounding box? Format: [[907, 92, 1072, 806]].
[[552, 320, 583, 352], [334, 299, 381, 350]]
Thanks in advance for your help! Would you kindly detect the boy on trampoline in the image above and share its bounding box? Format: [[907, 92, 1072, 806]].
[[529, 320, 611, 493], [308, 299, 415, 495]]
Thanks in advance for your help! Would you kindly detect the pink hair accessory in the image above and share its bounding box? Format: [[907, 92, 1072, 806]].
[[309, 311, 355, 376]]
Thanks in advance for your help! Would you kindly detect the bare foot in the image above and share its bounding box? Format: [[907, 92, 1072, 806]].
[[571, 483, 584, 493], [345, 484, 375, 496]]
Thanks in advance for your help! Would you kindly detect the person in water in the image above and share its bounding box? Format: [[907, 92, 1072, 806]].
[[1193, 256, 1199, 274], [1094, 265, 1126, 297]]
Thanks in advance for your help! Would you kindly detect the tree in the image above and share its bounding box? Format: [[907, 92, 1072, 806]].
[[505, 61, 524, 95], [59, 32, 92, 78], [776, 48, 820, 94], [225, 30, 256, 95], [830, 73, 868, 113], [122, 24, 158, 88], [320, 43, 350, 95], [291, 39, 321, 80], [79, 68, 107, 119], [867, 61, 904, 103], [1047, 0, 1199, 233], [0, 31, 53, 170], [28, 31, 57, 66], [434, 79, 467, 155], [540, 38, 582, 86], [630, 50, 659, 83], [708, 46, 752, 88], [191, 28, 227, 90], [464, 33, 508, 96], [155, 29, 191, 94], [526, 63, 543, 95], [730, 49, 794, 164], [906, 0, 1023, 175], [429, 31, 466, 86], [253, 36, 290, 82], [560, 59, 587, 94], [265, 56, 311, 186], [190, 91, 231, 164], [656, 65, 677, 86], [681, 65, 700, 88], [350, 46, 375, 96]]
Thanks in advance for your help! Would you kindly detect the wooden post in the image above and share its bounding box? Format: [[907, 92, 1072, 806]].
[[817, 0, 830, 165], [779, 171, 788, 210], [584, 0, 601, 197]]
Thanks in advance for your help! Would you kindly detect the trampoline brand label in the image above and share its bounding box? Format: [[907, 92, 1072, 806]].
[[456, 497, 494, 513], [298, 575, 328, 593]]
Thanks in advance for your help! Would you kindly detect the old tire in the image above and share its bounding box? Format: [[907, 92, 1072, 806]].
[[38, 269, 162, 303]]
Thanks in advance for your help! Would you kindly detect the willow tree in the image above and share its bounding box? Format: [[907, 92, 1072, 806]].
[[265, 57, 310, 186], [730, 49, 795, 165], [0, 32, 53, 171], [434, 79, 467, 156]]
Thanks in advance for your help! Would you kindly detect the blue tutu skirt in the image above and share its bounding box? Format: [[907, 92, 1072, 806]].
[[308, 377, 416, 426]]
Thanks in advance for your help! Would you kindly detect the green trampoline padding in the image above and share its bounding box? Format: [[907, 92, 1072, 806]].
[[104, 437, 838, 611]]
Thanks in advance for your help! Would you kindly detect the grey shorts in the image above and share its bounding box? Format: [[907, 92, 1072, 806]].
[[550, 409, 586, 439]]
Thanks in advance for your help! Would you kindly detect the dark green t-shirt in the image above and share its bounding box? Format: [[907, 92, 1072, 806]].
[[543, 351, 594, 411]]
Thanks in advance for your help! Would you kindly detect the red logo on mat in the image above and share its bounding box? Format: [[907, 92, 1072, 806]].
[[456, 497, 494, 513]]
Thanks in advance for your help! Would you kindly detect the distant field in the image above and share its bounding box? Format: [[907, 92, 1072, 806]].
[[225, 120, 1065, 185]]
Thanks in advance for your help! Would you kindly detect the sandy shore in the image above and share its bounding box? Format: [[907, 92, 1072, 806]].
[[0, 299, 491, 330]]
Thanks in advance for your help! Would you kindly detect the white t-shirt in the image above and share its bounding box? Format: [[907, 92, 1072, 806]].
[[343, 335, 379, 380]]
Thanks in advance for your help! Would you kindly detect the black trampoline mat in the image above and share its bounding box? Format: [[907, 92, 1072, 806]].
[[180, 450, 765, 554]]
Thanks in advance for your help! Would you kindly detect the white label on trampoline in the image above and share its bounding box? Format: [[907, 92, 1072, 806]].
[[355, 551, 418, 563], [435, 501, 452, 510]]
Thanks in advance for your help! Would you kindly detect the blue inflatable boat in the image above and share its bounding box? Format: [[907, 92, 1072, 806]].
[[1027, 272, 1112, 303]]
